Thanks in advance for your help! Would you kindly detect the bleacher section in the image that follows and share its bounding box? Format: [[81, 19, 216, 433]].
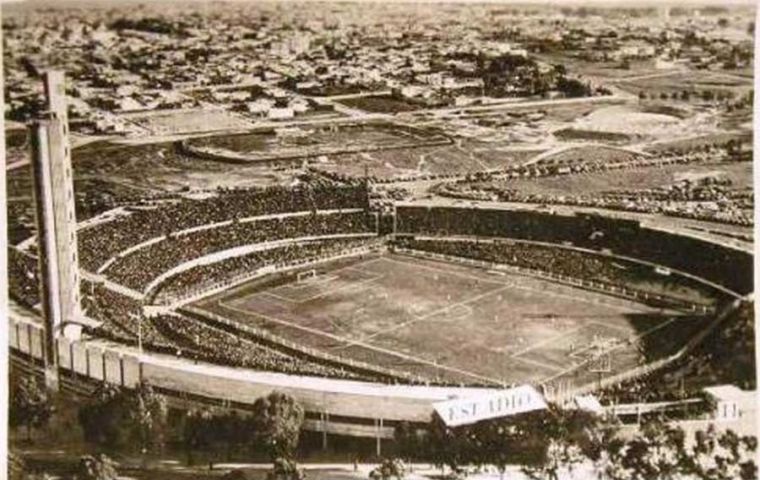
[[395, 205, 753, 295]]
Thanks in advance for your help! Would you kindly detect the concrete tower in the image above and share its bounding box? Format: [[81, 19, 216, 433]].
[[29, 71, 82, 388]]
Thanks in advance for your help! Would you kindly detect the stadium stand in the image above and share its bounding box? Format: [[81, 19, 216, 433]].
[[393, 237, 721, 307], [395, 206, 753, 295], [78, 184, 369, 271], [153, 237, 376, 303], [104, 211, 374, 291], [8, 247, 40, 307]]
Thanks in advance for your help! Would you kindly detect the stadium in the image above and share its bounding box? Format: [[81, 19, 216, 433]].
[[9, 180, 753, 439]]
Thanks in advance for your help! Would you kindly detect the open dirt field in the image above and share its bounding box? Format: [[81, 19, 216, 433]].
[[490, 161, 753, 196], [197, 253, 708, 387]]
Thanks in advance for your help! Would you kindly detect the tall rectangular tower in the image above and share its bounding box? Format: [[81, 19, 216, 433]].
[[29, 71, 82, 382]]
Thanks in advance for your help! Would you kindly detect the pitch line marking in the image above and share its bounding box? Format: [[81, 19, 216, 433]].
[[390, 254, 664, 315], [507, 280, 654, 315], [588, 320, 635, 335], [510, 324, 590, 358], [335, 283, 513, 349], [276, 274, 341, 292], [245, 274, 384, 305], [513, 355, 566, 373], [215, 255, 385, 302], [213, 301, 505, 385], [382, 256, 510, 288]]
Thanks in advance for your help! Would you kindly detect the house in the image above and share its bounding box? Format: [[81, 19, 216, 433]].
[[703, 385, 756, 423], [268, 107, 295, 119]]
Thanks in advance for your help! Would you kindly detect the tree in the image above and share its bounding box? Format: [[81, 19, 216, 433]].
[[618, 416, 686, 480], [78, 385, 132, 450], [369, 458, 405, 480], [426, 413, 476, 475], [182, 408, 215, 466], [78, 384, 168, 453], [71, 454, 118, 480], [10, 376, 53, 442], [252, 392, 305, 463], [580, 415, 627, 480], [271, 457, 305, 480], [128, 383, 168, 454], [683, 425, 757, 480], [522, 407, 604, 480], [394, 421, 422, 464]]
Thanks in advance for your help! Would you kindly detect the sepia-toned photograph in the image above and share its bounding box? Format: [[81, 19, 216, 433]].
[[2, 0, 757, 479]]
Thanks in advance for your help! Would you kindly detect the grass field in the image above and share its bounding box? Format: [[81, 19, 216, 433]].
[[125, 109, 255, 135], [615, 70, 753, 97], [488, 161, 753, 196], [197, 253, 707, 387], [314, 143, 540, 180]]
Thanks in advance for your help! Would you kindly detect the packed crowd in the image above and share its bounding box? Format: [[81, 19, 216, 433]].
[[153, 238, 376, 303], [81, 281, 177, 351], [597, 301, 755, 405], [397, 237, 618, 280], [143, 314, 366, 380], [394, 238, 715, 307], [105, 211, 374, 291], [8, 247, 41, 307], [396, 205, 753, 296], [78, 184, 369, 271], [81, 282, 377, 381]]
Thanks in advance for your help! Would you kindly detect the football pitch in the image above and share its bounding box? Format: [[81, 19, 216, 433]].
[[197, 253, 708, 386]]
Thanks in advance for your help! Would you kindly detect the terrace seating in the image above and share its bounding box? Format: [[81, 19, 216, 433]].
[[78, 184, 369, 271], [153, 237, 375, 303], [104, 211, 374, 292], [8, 247, 40, 308], [395, 206, 753, 295]]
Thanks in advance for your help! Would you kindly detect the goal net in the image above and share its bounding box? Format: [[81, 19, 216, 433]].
[[296, 269, 318, 283], [588, 352, 613, 374]]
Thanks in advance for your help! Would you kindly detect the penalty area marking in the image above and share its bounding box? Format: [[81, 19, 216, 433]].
[[538, 315, 682, 384], [258, 274, 384, 304]]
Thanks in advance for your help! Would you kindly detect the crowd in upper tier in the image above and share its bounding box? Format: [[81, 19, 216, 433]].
[[8, 247, 40, 307], [105, 211, 373, 292], [78, 184, 368, 271]]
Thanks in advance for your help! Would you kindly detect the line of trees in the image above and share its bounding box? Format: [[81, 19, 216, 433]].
[[10, 374, 757, 480], [9, 375, 54, 443], [394, 406, 757, 480], [9, 376, 306, 480], [76, 385, 304, 479]]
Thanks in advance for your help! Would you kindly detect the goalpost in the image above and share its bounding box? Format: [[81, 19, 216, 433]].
[[296, 269, 318, 283]]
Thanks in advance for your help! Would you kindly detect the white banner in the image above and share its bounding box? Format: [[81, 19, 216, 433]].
[[433, 385, 548, 427]]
